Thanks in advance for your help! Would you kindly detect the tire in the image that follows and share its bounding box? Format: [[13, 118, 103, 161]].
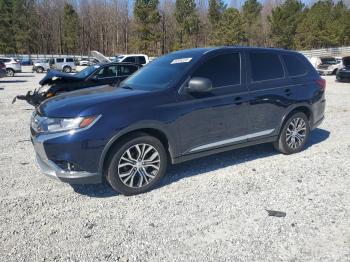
[[63, 66, 71, 73], [106, 133, 168, 195], [332, 69, 338, 75], [36, 67, 44, 73], [6, 68, 14, 77], [273, 112, 310, 155]]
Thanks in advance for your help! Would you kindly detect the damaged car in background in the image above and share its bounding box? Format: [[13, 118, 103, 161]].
[[336, 56, 350, 82], [13, 62, 141, 106], [315, 56, 342, 75]]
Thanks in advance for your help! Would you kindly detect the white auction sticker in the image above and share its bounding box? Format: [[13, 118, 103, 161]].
[[171, 58, 192, 64]]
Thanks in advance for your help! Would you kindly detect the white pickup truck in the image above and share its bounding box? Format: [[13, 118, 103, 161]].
[[115, 54, 149, 65]]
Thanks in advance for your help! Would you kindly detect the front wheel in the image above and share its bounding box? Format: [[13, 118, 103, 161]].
[[63, 66, 71, 73], [273, 112, 310, 154], [36, 67, 44, 73], [6, 68, 14, 77], [106, 133, 167, 195]]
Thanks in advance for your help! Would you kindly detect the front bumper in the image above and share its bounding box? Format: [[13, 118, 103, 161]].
[[317, 69, 333, 75], [32, 133, 102, 184]]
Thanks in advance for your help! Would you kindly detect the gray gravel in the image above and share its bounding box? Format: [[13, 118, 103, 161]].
[[0, 68, 349, 262]]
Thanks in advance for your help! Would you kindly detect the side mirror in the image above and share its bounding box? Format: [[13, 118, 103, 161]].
[[187, 77, 212, 93]]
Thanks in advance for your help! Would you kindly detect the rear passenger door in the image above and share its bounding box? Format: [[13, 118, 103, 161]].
[[246, 51, 291, 138], [176, 51, 251, 154]]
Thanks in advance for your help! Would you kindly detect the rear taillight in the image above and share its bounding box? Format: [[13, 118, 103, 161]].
[[316, 78, 326, 91]]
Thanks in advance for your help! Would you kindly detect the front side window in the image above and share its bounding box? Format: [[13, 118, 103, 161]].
[[250, 52, 284, 82], [192, 53, 241, 88], [118, 65, 138, 76], [95, 65, 117, 78], [282, 54, 307, 76]]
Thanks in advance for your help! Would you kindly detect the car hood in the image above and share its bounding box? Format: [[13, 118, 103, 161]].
[[39, 70, 81, 86], [38, 85, 146, 118]]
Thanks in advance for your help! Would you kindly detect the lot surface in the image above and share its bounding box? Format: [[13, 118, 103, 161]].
[[0, 68, 349, 262]]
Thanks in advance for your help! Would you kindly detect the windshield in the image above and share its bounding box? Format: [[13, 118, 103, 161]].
[[75, 64, 101, 78], [321, 57, 338, 65], [120, 52, 200, 91]]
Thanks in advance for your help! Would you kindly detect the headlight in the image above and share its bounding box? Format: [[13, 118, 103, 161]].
[[38, 85, 50, 93], [31, 114, 101, 134]]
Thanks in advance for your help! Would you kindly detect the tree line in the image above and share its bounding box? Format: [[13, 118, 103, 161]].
[[0, 0, 350, 56]]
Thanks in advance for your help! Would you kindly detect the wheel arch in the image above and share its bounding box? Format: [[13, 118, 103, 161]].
[[98, 126, 175, 176], [278, 105, 313, 134]]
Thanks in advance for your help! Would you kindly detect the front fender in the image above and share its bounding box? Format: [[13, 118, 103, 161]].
[[97, 120, 178, 175]]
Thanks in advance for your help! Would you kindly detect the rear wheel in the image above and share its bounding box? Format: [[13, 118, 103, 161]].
[[273, 112, 310, 154], [6, 68, 14, 77], [63, 66, 71, 73], [106, 133, 167, 195]]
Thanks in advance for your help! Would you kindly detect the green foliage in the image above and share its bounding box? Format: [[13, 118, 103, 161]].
[[174, 0, 199, 49], [295, 0, 350, 49], [242, 0, 263, 46], [268, 0, 305, 49], [208, 0, 226, 26], [211, 8, 247, 46], [133, 0, 161, 54], [63, 3, 80, 54], [0, 0, 16, 53]]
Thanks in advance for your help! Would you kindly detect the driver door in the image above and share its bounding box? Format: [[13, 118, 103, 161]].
[[174, 51, 252, 155]]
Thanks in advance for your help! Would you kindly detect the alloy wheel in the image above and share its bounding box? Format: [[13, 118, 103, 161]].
[[117, 143, 160, 188], [6, 69, 14, 77], [286, 117, 306, 149]]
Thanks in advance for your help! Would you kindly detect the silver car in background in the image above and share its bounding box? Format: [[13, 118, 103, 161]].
[[49, 57, 76, 72], [0, 57, 22, 76], [32, 59, 50, 73]]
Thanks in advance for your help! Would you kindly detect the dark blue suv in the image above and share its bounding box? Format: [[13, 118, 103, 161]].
[[31, 47, 326, 195]]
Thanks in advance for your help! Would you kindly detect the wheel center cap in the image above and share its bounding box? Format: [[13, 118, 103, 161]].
[[135, 162, 142, 169]]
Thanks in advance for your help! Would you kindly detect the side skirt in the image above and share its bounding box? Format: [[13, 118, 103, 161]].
[[172, 136, 278, 164]]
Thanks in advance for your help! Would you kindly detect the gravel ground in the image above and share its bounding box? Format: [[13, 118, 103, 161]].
[[0, 67, 349, 262]]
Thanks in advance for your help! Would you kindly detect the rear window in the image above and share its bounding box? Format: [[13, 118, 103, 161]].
[[138, 56, 146, 64], [192, 53, 241, 88], [282, 54, 307, 76], [250, 52, 284, 82], [123, 56, 136, 63], [66, 58, 74, 62]]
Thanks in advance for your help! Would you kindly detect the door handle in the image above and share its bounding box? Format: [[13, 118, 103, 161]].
[[284, 88, 292, 96], [234, 96, 242, 105]]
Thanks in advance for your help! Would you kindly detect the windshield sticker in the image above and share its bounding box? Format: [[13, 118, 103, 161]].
[[171, 58, 192, 64]]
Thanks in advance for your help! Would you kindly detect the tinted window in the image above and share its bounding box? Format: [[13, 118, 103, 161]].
[[282, 54, 307, 76], [96, 65, 117, 77], [1, 58, 11, 63], [138, 56, 146, 64], [192, 53, 240, 88], [56, 58, 64, 63], [250, 52, 284, 81], [66, 58, 74, 62], [118, 65, 138, 76], [123, 56, 136, 63]]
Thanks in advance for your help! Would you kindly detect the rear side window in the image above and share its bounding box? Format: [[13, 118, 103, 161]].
[[123, 56, 136, 63], [1, 58, 11, 63], [56, 58, 64, 63], [66, 58, 74, 62], [192, 53, 240, 88], [282, 54, 307, 76], [138, 56, 146, 64], [250, 52, 284, 82]]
